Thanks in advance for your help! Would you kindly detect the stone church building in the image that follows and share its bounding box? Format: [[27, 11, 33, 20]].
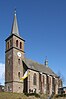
[[5, 11, 62, 95]]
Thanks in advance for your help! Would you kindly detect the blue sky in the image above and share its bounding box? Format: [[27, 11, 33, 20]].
[[0, 0, 66, 86]]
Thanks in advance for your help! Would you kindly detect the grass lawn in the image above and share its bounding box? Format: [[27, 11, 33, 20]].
[[1, 92, 66, 99], [0, 92, 27, 99], [0, 92, 40, 99]]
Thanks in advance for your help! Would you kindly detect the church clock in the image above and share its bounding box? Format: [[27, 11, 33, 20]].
[[17, 52, 21, 57]]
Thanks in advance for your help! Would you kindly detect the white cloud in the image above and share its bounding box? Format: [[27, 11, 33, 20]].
[[0, 63, 5, 85]]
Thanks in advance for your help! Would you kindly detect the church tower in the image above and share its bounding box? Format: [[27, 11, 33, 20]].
[[5, 10, 25, 93]]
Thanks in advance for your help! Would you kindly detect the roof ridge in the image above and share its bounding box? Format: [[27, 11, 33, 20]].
[[24, 57, 46, 67]]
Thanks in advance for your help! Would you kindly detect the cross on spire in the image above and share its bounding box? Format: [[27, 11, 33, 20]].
[[14, 8, 16, 15]]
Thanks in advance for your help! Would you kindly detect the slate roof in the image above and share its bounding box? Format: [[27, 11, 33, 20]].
[[23, 58, 58, 77], [11, 10, 19, 36]]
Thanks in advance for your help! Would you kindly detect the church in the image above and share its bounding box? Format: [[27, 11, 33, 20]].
[[5, 11, 62, 95]]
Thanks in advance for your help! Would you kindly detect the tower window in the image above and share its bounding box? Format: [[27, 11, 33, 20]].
[[33, 73, 37, 85], [16, 40, 18, 47], [18, 72, 20, 78], [7, 42, 9, 49], [20, 42, 22, 49], [10, 40, 12, 47], [18, 59, 20, 65], [8, 59, 10, 64]]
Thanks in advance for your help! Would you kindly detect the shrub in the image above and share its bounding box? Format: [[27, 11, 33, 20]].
[[24, 93, 40, 98], [55, 94, 66, 98]]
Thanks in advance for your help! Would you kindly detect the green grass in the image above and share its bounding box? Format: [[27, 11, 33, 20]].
[[2, 92, 66, 99], [53, 94, 66, 99], [0, 92, 41, 99], [0, 92, 27, 99]]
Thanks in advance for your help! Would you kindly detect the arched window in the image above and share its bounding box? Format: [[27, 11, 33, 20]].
[[10, 40, 12, 47], [33, 73, 37, 85], [18, 72, 20, 79], [7, 42, 9, 49], [8, 59, 10, 64], [8, 86, 10, 91], [49, 76, 51, 84], [43, 75, 45, 85], [46, 75, 49, 93], [18, 59, 20, 65], [52, 77, 55, 93], [20, 42, 22, 49], [16, 40, 18, 47]]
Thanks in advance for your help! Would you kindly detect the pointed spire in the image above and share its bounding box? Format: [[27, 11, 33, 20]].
[[45, 56, 48, 67], [11, 9, 19, 36]]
